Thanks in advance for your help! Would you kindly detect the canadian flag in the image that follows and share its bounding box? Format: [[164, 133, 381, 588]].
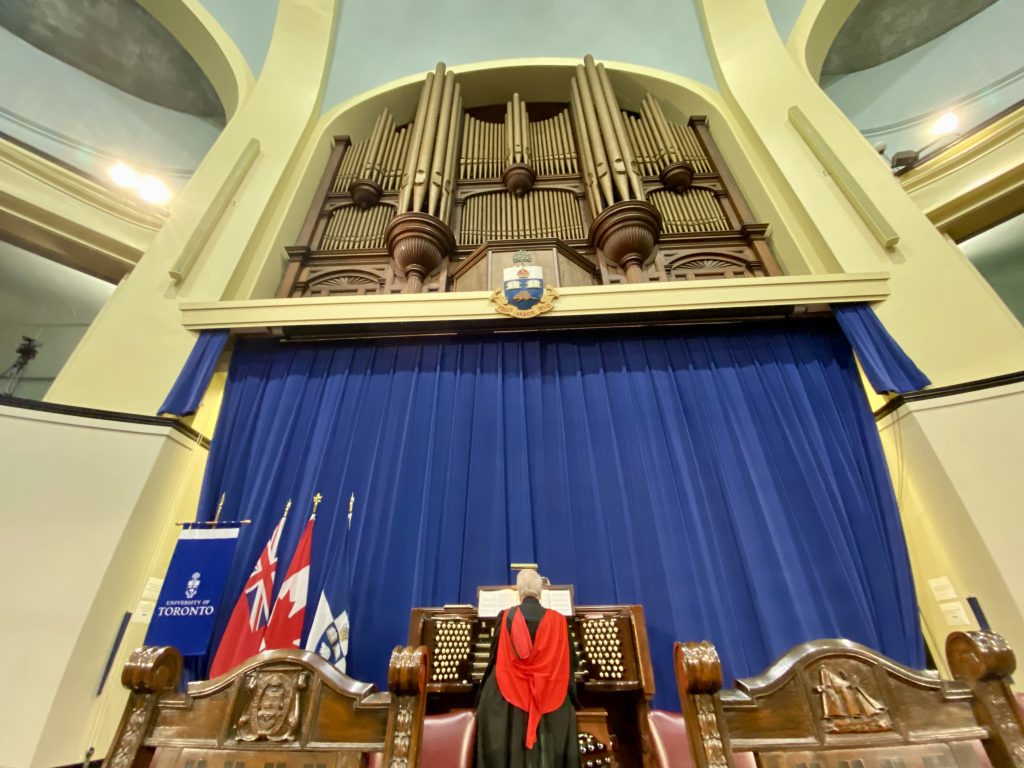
[[262, 514, 315, 650], [209, 508, 288, 678]]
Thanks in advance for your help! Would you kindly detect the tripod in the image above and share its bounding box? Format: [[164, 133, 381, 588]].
[[1, 337, 41, 396]]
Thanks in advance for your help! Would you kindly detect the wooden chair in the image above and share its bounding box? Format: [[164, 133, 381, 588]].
[[675, 631, 1024, 768], [105, 644, 428, 768]]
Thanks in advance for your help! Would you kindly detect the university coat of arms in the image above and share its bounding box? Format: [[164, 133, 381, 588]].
[[491, 250, 557, 318]]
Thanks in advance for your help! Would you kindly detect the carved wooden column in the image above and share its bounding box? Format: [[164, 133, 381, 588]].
[[947, 631, 1024, 767], [387, 62, 461, 293], [383, 645, 429, 768], [674, 641, 733, 768], [572, 54, 662, 283], [105, 646, 183, 768]]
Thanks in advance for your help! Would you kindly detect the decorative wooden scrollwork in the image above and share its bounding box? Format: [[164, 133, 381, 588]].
[[234, 668, 309, 742]]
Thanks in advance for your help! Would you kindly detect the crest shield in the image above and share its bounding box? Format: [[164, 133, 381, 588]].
[[503, 264, 545, 311]]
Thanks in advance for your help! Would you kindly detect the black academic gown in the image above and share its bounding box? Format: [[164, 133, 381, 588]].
[[476, 597, 580, 768]]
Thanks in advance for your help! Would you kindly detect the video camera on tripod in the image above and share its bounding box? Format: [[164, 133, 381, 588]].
[[2, 336, 43, 395]]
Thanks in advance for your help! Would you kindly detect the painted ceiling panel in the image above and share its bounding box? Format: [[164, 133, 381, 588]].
[[0, 0, 224, 118]]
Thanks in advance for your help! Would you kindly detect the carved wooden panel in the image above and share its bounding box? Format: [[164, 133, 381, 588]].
[[449, 242, 598, 292], [675, 634, 1024, 768], [105, 646, 429, 768], [662, 250, 761, 280]]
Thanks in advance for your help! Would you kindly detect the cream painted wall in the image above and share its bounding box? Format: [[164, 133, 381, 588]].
[[0, 405, 208, 768], [877, 382, 1024, 675], [699, 0, 1024, 387], [46, 0, 340, 415]]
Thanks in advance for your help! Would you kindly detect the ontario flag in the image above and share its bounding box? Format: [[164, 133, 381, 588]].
[[208, 506, 288, 678], [262, 513, 315, 650]]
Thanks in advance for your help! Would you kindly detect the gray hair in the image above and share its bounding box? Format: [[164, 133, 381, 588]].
[[516, 569, 543, 599]]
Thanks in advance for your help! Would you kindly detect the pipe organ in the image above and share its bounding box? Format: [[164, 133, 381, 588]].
[[409, 602, 656, 767], [278, 55, 780, 299]]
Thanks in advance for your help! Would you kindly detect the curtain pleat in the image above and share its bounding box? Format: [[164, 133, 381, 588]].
[[158, 330, 229, 416], [196, 322, 922, 708], [833, 303, 930, 394]]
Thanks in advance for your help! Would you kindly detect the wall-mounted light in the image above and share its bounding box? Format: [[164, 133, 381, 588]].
[[930, 111, 959, 138], [108, 162, 138, 188], [107, 161, 172, 206], [136, 175, 172, 205], [891, 111, 962, 172]]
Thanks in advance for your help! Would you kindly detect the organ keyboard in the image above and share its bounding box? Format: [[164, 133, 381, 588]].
[[408, 600, 656, 767]]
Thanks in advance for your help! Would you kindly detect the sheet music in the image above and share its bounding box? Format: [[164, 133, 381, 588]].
[[478, 587, 519, 617], [540, 587, 574, 616], [479, 585, 574, 617]]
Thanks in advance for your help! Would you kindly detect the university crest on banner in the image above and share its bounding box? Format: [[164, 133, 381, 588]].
[[491, 250, 557, 318]]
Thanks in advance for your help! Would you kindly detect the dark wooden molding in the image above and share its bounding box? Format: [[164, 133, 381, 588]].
[[0, 394, 211, 449], [873, 370, 1024, 421]]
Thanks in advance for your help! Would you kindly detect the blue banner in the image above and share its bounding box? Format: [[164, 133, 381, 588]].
[[145, 526, 241, 655]]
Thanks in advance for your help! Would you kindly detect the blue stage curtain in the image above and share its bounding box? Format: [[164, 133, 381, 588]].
[[833, 303, 930, 394], [196, 322, 922, 708], [158, 330, 230, 416]]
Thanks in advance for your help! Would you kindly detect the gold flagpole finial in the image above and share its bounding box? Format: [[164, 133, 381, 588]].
[[213, 492, 226, 524], [312, 492, 324, 519]]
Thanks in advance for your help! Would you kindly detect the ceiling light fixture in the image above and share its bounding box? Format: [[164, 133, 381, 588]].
[[107, 161, 173, 206], [136, 175, 172, 205], [108, 162, 138, 188], [930, 111, 959, 137]]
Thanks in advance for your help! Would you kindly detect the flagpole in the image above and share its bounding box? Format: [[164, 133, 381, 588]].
[[175, 492, 252, 527]]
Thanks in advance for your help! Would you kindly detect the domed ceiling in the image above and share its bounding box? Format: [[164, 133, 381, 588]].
[[0, 0, 223, 119], [822, 0, 998, 76]]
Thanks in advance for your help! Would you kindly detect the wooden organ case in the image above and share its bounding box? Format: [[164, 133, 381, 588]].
[[278, 54, 781, 300], [408, 602, 656, 767]]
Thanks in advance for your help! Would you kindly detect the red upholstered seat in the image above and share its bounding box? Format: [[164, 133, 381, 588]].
[[367, 710, 476, 768], [422, 710, 477, 767], [648, 709, 692, 768]]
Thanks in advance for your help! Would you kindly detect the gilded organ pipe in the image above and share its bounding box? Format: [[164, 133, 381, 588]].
[[596, 60, 644, 199], [398, 69, 435, 213], [570, 77, 612, 211], [569, 82, 602, 218], [439, 86, 462, 223]]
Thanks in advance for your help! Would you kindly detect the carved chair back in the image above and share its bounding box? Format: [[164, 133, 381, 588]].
[[106, 645, 428, 768], [675, 631, 1024, 768]]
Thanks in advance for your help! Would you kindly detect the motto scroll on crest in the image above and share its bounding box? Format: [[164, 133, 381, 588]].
[[490, 249, 558, 318]]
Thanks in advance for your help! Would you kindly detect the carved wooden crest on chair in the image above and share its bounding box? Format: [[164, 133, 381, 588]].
[[676, 631, 1024, 768], [106, 644, 429, 768]]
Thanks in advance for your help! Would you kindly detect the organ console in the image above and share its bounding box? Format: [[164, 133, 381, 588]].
[[408, 596, 656, 767]]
